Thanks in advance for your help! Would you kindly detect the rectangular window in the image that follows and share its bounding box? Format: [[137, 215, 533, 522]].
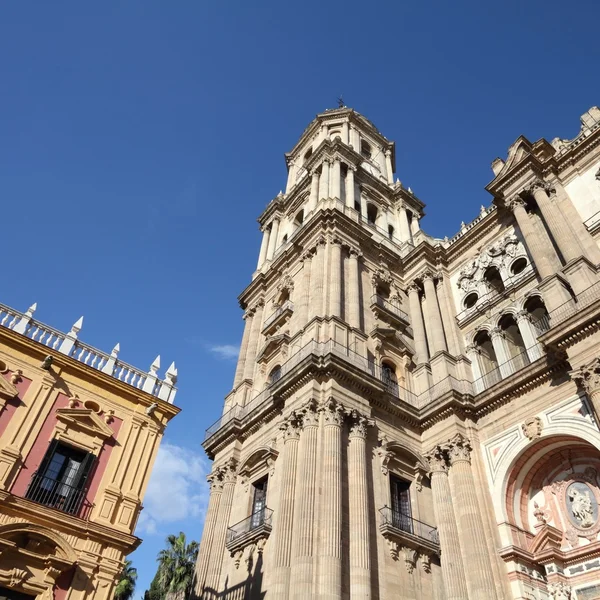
[[25, 440, 95, 515], [390, 475, 412, 534], [251, 476, 268, 528]]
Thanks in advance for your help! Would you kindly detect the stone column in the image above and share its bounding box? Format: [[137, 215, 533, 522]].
[[257, 227, 270, 269], [233, 311, 252, 387], [408, 283, 429, 364], [506, 196, 561, 279], [332, 158, 342, 201], [385, 149, 394, 184], [317, 399, 344, 599], [194, 471, 224, 595], [516, 310, 543, 361], [342, 120, 349, 144], [319, 160, 330, 201], [424, 447, 468, 600], [422, 272, 447, 355], [346, 166, 356, 209], [570, 358, 600, 418], [308, 170, 320, 214], [528, 180, 579, 263], [466, 343, 484, 394], [359, 185, 367, 220], [348, 412, 371, 599], [271, 412, 302, 598], [435, 273, 460, 356], [290, 401, 320, 599], [311, 239, 326, 320], [330, 238, 343, 318], [348, 248, 362, 330], [447, 434, 498, 600], [204, 459, 237, 595], [242, 300, 264, 383], [298, 251, 312, 327], [350, 124, 359, 150], [490, 327, 513, 378], [398, 205, 412, 243], [379, 209, 389, 233], [267, 218, 280, 261]]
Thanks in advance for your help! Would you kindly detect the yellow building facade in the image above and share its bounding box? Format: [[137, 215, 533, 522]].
[[0, 304, 179, 599]]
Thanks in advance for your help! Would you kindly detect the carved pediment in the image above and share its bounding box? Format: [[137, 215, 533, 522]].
[[529, 524, 563, 556], [54, 408, 114, 453], [494, 136, 534, 180], [256, 334, 290, 365]]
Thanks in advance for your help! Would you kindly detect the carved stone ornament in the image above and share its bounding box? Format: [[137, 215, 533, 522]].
[[446, 433, 472, 465], [506, 195, 527, 212], [570, 358, 600, 395], [280, 411, 302, 441], [9, 567, 29, 587], [386, 539, 400, 560], [533, 501, 548, 525], [421, 553, 432, 574], [348, 410, 370, 439], [319, 398, 345, 427], [219, 457, 238, 484], [233, 549, 243, 569], [404, 548, 418, 573], [424, 446, 448, 474], [522, 416, 543, 441], [548, 582, 572, 600], [301, 399, 319, 428], [10, 369, 23, 385]]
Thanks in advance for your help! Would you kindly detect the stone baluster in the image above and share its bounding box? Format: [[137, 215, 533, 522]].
[[330, 238, 343, 318], [346, 166, 356, 209], [233, 310, 252, 388], [348, 248, 362, 330], [257, 226, 270, 269], [348, 411, 371, 598], [407, 283, 429, 365], [266, 218, 280, 261], [290, 401, 320, 599], [194, 471, 224, 595], [516, 310, 543, 361], [446, 434, 498, 599], [385, 149, 394, 184], [331, 158, 342, 201], [271, 412, 302, 598], [308, 170, 320, 214], [317, 399, 344, 599], [422, 272, 447, 354], [527, 180, 579, 264], [203, 459, 237, 595], [311, 239, 326, 320], [242, 300, 264, 383], [298, 251, 312, 327], [506, 196, 561, 279], [490, 327, 513, 378], [424, 447, 468, 600], [319, 160, 330, 201], [570, 358, 600, 418]]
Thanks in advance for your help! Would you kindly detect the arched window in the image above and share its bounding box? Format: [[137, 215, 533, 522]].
[[499, 313, 529, 370], [484, 266, 505, 294], [474, 330, 500, 387], [388, 224, 395, 240], [381, 361, 399, 395], [294, 209, 304, 228], [361, 140, 372, 159], [524, 295, 550, 334], [269, 365, 282, 384], [464, 292, 479, 309], [303, 148, 313, 164], [367, 203, 378, 226]]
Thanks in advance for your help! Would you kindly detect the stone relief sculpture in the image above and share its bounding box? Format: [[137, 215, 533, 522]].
[[567, 484, 596, 528]]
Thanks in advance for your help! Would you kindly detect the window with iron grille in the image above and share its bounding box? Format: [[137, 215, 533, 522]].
[[390, 474, 413, 535]]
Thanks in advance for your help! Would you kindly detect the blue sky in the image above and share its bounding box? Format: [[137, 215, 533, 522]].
[[1, 0, 599, 593]]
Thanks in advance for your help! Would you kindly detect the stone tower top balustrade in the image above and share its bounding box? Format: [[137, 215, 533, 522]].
[[0, 300, 178, 403]]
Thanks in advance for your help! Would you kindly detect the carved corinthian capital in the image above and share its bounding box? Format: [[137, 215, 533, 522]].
[[446, 433, 472, 465], [570, 358, 600, 396], [424, 446, 448, 474], [348, 409, 370, 439], [280, 410, 302, 441], [319, 398, 345, 427], [219, 457, 238, 483], [207, 469, 224, 493], [301, 399, 320, 428], [548, 582, 572, 600], [505, 195, 526, 212]]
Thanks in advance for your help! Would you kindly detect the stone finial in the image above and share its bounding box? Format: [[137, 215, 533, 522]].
[[58, 316, 84, 355], [491, 157, 505, 176], [149, 355, 161, 375], [70, 316, 84, 335], [569, 358, 600, 395], [166, 361, 178, 384], [101, 343, 120, 375], [13, 302, 38, 334]]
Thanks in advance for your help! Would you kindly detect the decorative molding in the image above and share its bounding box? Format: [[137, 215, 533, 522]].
[[424, 446, 448, 474], [570, 358, 600, 395], [548, 582, 572, 600], [521, 416, 543, 441], [319, 398, 345, 427]]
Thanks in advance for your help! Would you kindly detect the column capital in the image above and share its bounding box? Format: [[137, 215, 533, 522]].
[[207, 470, 224, 492], [505, 195, 527, 212], [465, 342, 481, 355], [218, 457, 238, 483], [385, 148, 392, 157], [330, 235, 344, 247], [319, 398, 345, 427], [570, 358, 600, 396], [406, 282, 420, 295], [525, 178, 555, 197], [421, 270, 435, 282], [280, 410, 303, 441], [516, 309, 533, 323], [301, 249, 314, 263], [301, 399, 320, 429], [424, 446, 448, 474], [490, 326, 505, 340], [348, 246, 363, 259], [446, 433, 472, 465], [316, 235, 327, 248], [348, 409, 370, 440]]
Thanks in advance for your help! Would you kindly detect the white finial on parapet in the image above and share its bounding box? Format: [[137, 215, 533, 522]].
[[59, 316, 84, 355], [158, 361, 178, 404], [102, 342, 120, 375], [142, 355, 161, 394], [13, 301, 38, 334], [166, 361, 178, 383], [150, 355, 160, 375]]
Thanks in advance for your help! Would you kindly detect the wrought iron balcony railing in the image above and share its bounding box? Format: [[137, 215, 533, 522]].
[[226, 508, 274, 546], [370, 294, 410, 323], [379, 506, 439, 546], [24, 473, 90, 517]]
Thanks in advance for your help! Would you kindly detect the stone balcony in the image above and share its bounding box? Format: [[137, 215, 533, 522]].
[[262, 300, 294, 336], [226, 508, 273, 556], [0, 301, 177, 403]]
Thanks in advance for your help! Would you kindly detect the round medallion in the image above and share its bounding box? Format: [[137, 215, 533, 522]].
[[565, 481, 598, 529]]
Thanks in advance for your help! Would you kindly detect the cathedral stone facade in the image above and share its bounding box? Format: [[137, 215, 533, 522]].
[[195, 106, 600, 600]]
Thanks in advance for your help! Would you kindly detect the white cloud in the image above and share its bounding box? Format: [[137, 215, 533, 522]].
[[208, 344, 239, 360], [136, 442, 210, 536]]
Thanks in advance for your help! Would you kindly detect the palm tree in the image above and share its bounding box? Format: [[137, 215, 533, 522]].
[[114, 559, 137, 600], [156, 532, 199, 600]]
